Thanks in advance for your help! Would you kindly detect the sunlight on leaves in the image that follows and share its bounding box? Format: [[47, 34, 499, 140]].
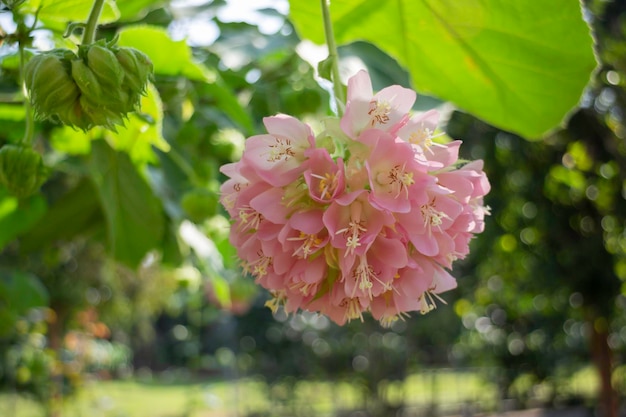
[[290, 0, 597, 139], [117, 25, 215, 82], [0, 105, 25, 121], [0, 193, 47, 250], [22, 0, 120, 31]]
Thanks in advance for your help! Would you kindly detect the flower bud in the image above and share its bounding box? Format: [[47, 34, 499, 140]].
[[86, 43, 124, 89], [71, 59, 104, 103], [71, 58, 130, 128], [0, 144, 47, 198], [115, 47, 153, 95], [79, 95, 125, 131], [25, 51, 79, 121]]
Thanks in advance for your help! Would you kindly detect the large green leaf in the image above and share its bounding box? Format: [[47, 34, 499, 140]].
[[87, 140, 164, 267], [0, 271, 49, 314], [19, 179, 104, 253], [22, 0, 120, 32], [117, 25, 213, 81], [0, 193, 47, 250], [116, 0, 167, 21], [0, 270, 49, 336], [289, 0, 597, 139]]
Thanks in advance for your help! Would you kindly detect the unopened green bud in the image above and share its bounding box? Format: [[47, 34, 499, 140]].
[[0, 145, 47, 198], [61, 101, 92, 131], [86, 44, 124, 88], [25, 51, 81, 124], [115, 47, 152, 95], [79, 95, 125, 131], [73, 57, 135, 115]]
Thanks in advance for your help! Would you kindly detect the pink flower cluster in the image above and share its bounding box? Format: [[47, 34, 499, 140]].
[[220, 71, 490, 326]]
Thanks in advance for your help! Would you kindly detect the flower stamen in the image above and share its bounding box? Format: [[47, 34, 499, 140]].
[[418, 288, 448, 315], [420, 199, 449, 236], [266, 136, 296, 162], [409, 128, 446, 154], [237, 205, 263, 232], [337, 219, 367, 257], [265, 290, 286, 313], [368, 99, 391, 126], [311, 171, 339, 200], [248, 250, 272, 278], [287, 232, 323, 258], [387, 163, 414, 199], [340, 297, 364, 322]]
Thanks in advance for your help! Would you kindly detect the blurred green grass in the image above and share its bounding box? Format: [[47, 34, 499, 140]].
[[0, 367, 600, 417]]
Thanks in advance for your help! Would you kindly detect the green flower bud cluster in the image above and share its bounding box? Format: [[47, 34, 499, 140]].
[[0, 144, 47, 199], [24, 40, 153, 131]]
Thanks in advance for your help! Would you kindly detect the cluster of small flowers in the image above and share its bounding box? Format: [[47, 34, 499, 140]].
[[220, 71, 490, 326]]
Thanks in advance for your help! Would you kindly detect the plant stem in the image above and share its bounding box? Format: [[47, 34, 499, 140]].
[[18, 31, 34, 145], [82, 0, 105, 45], [321, 0, 345, 116]]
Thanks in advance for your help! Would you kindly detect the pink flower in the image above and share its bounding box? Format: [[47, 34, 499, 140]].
[[365, 132, 433, 213], [243, 114, 315, 187], [219, 70, 490, 326], [303, 148, 345, 203], [341, 70, 416, 138]]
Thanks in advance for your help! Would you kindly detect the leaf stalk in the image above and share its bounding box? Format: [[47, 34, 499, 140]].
[[321, 0, 345, 116]]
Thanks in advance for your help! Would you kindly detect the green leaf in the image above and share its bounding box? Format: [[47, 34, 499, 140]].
[[87, 140, 164, 267], [210, 273, 231, 309], [117, 25, 214, 81], [338, 41, 443, 111], [0, 270, 49, 336], [19, 179, 104, 253], [116, 0, 167, 21], [199, 79, 255, 135], [117, 25, 253, 134], [22, 0, 120, 32], [0, 193, 47, 250], [104, 83, 170, 164], [289, 0, 597, 139], [0, 270, 49, 314], [0, 104, 26, 121], [317, 56, 334, 83], [50, 125, 94, 155]]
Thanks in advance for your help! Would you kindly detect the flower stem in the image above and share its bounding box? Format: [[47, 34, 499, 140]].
[[18, 28, 34, 145], [82, 0, 105, 45], [321, 0, 345, 116]]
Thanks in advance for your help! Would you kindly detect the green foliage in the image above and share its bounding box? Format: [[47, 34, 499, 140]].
[[0, 0, 612, 412], [0, 271, 48, 336], [18, 179, 103, 253], [117, 25, 212, 81], [290, 0, 597, 138], [0, 193, 46, 249], [87, 140, 164, 267], [21, 0, 120, 32]]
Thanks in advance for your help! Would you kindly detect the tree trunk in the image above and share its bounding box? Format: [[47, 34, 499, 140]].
[[590, 318, 618, 417]]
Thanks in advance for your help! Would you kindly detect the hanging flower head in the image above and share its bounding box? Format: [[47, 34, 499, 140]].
[[220, 70, 490, 326]]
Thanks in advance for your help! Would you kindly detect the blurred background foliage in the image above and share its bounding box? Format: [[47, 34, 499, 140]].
[[0, 0, 624, 417]]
